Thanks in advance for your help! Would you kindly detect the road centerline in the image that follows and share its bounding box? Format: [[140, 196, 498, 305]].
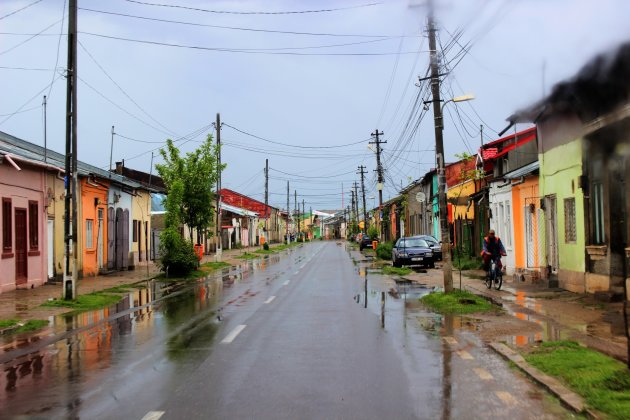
[[221, 325, 247, 344]]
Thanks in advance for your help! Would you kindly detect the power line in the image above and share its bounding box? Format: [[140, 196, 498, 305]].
[[78, 7, 412, 38], [0, 0, 44, 20], [47, 0, 67, 99], [0, 18, 63, 56], [78, 40, 178, 137], [0, 73, 63, 126], [79, 31, 422, 56], [269, 168, 356, 179], [0, 65, 54, 71], [124, 0, 381, 15], [224, 124, 370, 149]]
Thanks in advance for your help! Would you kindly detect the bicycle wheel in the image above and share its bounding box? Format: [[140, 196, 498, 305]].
[[494, 271, 503, 290], [485, 271, 493, 289]]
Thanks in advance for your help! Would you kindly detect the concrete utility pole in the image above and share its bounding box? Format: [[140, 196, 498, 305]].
[[43, 95, 47, 163], [369, 130, 386, 238], [63, 0, 78, 300], [264, 158, 268, 239], [286, 181, 289, 243], [480, 125, 484, 148], [350, 188, 356, 229], [427, 9, 453, 293], [108, 125, 114, 179], [353, 182, 360, 231], [294, 190, 297, 237], [357, 165, 368, 231], [215, 113, 222, 260], [302, 199, 305, 236]]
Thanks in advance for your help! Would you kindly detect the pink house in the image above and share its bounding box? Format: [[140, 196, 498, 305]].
[[0, 151, 58, 293]]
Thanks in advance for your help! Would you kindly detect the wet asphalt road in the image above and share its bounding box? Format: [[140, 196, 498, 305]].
[[1, 242, 569, 419]]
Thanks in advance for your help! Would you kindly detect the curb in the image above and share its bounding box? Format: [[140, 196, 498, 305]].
[[488, 342, 599, 418]]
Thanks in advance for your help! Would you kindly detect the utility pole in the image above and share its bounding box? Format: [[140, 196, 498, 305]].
[[353, 182, 360, 231], [286, 181, 290, 243], [148, 152, 154, 187], [428, 7, 453, 293], [350, 189, 355, 230], [109, 125, 114, 178], [370, 130, 386, 238], [63, 0, 78, 300], [215, 113, 222, 260], [480, 125, 484, 148], [294, 190, 297, 238], [302, 199, 305, 239], [357, 165, 368, 231], [43, 95, 47, 163], [264, 158, 268, 240]]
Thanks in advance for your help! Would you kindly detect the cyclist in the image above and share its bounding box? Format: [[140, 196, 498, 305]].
[[481, 229, 506, 279]]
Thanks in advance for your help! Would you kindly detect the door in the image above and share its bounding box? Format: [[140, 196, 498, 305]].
[[97, 208, 104, 270], [525, 207, 535, 268], [47, 219, 54, 279], [545, 196, 559, 273], [15, 209, 27, 284]]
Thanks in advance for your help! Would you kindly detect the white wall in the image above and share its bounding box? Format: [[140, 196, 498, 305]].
[[488, 181, 515, 275]]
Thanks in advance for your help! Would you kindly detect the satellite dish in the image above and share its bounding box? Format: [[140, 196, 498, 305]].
[[415, 192, 426, 203]]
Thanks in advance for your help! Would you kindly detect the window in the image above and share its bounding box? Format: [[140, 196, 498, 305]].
[[498, 204, 504, 239], [564, 198, 577, 243], [133, 220, 138, 242], [86, 219, 94, 249], [29, 201, 39, 250], [505, 202, 512, 246], [2, 198, 11, 253], [592, 182, 605, 244]]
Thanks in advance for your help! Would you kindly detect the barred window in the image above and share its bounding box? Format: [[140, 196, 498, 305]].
[[564, 198, 577, 243]]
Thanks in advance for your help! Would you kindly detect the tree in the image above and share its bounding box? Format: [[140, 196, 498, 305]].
[[156, 134, 225, 244]]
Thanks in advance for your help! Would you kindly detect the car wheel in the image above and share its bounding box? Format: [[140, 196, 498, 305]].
[[393, 258, 401, 268], [428, 261, 435, 269]]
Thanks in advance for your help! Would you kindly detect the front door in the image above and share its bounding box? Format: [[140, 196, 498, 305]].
[[97, 208, 104, 270], [15, 209, 27, 284], [47, 219, 54, 279], [545, 196, 559, 274]]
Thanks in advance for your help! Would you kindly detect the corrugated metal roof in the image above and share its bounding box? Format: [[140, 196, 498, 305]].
[[503, 161, 539, 179], [221, 202, 258, 217], [0, 130, 145, 189]]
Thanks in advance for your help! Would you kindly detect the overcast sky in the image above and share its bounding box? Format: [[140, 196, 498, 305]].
[[2, 0, 629, 211]]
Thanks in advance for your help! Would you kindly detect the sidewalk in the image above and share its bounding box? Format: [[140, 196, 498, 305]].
[[0, 242, 289, 322], [401, 267, 628, 363]]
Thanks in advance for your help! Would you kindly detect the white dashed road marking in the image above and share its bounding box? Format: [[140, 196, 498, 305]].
[[264, 296, 276, 304], [473, 368, 494, 380], [443, 336, 458, 345], [141, 411, 165, 420], [495, 391, 518, 407], [221, 325, 247, 344], [456, 350, 474, 360], [283, 280, 290, 286]]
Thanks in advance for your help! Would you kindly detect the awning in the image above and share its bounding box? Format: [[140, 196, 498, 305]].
[[220, 202, 258, 217], [504, 161, 539, 180]]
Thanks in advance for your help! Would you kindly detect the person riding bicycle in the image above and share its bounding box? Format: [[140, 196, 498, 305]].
[[481, 229, 506, 278]]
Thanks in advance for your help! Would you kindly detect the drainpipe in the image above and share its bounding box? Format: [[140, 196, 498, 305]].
[[4, 155, 21, 171]]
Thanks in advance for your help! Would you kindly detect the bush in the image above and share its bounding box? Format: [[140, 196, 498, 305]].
[[234, 242, 244, 249], [263, 242, 270, 251], [367, 225, 379, 240], [158, 229, 199, 277], [376, 241, 394, 260]]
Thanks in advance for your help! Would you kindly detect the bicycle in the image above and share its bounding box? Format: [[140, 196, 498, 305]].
[[485, 256, 503, 290]]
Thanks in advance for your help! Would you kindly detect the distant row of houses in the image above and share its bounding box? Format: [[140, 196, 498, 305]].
[[0, 130, 322, 294], [375, 41, 630, 296]]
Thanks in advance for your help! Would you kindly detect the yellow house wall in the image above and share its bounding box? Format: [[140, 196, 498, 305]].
[[131, 190, 152, 265], [447, 180, 476, 220]]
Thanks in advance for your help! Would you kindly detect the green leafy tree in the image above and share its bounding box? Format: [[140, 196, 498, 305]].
[[156, 134, 225, 244]]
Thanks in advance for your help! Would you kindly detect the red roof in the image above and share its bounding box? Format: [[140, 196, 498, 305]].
[[220, 188, 273, 218], [482, 148, 498, 160]]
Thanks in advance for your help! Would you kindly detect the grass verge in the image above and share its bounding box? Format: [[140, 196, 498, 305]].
[[237, 252, 259, 260], [420, 290, 496, 314], [42, 292, 123, 311], [0, 319, 49, 334], [524, 341, 630, 419], [452, 252, 482, 270], [200, 261, 231, 271], [382, 266, 413, 276]]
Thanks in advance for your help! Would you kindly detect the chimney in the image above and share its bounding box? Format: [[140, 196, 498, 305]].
[[115, 161, 123, 175]]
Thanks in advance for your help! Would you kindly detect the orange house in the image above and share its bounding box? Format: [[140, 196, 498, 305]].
[[80, 177, 109, 276], [508, 162, 543, 274]]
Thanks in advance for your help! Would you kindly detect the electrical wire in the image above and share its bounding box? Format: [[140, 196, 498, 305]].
[[0, 73, 63, 126], [269, 168, 356, 179], [47, 0, 66, 99], [78, 40, 178, 137], [223, 124, 370, 149], [0, 65, 53, 71], [0, 0, 44, 20], [79, 32, 422, 56], [124, 0, 381, 15], [78, 7, 411, 39], [0, 18, 63, 56]]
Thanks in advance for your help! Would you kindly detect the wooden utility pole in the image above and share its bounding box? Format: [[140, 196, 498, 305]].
[[286, 181, 290, 243], [264, 158, 268, 240], [370, 130, 385, 238], [63, 0, 78, 300], [428, 8, 453, 292], [215, 113, 222, 259], [357, 165, 368, 231]]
